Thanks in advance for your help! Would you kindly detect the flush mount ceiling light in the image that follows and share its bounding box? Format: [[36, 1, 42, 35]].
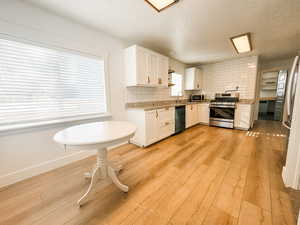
[[230, 33, 252, 54], [145, 0, 179, 12]]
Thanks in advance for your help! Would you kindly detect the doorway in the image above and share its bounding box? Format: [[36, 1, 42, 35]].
[[258, 70, 288, 121]]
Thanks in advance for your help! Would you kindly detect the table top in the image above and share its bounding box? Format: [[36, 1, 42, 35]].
[[53, 121, 136, 146]]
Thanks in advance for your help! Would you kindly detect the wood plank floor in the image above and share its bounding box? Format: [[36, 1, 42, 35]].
[[0, 120, 297, 225]]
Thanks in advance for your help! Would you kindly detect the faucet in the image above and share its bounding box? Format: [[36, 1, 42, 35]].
[[225, 86, 239, 93], [176, 94, 181, 103]]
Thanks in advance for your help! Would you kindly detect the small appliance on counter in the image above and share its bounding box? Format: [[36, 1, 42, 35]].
[[209, 92, 240, 128], [190, 94, 205, 102]]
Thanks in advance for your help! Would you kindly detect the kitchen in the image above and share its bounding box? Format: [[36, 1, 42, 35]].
[[0, 0, 300, 225], [126, 45, 258, 147]]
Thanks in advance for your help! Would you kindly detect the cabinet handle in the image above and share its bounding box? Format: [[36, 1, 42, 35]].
[[165, 122, 170, 126], [156, 110, 158, 118], [158, 78, 162, 84], [148, 76, 150, 84], [197, 84, 200, 88]]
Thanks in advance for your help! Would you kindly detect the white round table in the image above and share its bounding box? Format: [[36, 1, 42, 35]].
[[53, 121, 136, 206]]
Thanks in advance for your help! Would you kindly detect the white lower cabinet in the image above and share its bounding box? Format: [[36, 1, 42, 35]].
[[234, 104, 253, 130], [198, 103, 210, 124], [127, 107, 175, 147], [145, 110, 159, 145], [186, 104, 199, 128]]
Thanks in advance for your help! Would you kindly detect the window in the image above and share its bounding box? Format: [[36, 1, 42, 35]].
[[0, 37, 108, 128], [171, 73, 183, 96]]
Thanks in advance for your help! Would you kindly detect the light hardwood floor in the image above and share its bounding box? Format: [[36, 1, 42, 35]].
[[0, 120, 297, 225]]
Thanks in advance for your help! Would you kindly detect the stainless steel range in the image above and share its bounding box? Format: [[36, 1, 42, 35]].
[[209, 93, 239, 128]]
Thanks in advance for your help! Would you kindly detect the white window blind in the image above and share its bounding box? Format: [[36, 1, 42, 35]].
[[0, 38, 107, 127], [171, 73, 183, 96]]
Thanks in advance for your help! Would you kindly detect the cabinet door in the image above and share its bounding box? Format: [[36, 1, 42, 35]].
[[185, 68, 202, 90], [136, 48, 149, 85], [192, 104, 199, 126], [185, 68, 196, 90], [145, 110, 158, 145], [198, 104, 209, 124], [186, 105, 195, 128], [185, 105, 191, 128], [234, 104, 252, 130], [196, 69, 203, 90], [158, 56, 169, 87], [158, 107, 175, 139], [148, 53, 158, 85]]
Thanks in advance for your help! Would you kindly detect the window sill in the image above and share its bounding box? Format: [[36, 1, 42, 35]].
[[0, 113, 112, 135]]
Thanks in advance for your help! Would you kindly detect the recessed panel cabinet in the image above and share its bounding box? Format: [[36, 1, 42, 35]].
[[127, 107, 175, 147], [185, 67, 203, 90], [125, 45, 169, 87], [234, 104, 254, 130], [198, 103, 210, 124], [186, 104, 199, 128]]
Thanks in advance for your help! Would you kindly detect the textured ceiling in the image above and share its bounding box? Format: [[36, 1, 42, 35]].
[[23, 0, 300, 64]]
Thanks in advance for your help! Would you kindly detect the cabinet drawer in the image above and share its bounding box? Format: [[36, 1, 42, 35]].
[[158, 107, 175, 120], [159, 120, 175, 139]]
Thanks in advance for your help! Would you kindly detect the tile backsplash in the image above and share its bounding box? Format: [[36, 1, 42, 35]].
[[200, 56, 259, 100], [126, 87, 190, 103]]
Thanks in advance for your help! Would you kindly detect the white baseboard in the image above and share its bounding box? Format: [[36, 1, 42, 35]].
[[282, 166, 288, 187], [0, 142, 129, 189], [0, 151, 96, 189]]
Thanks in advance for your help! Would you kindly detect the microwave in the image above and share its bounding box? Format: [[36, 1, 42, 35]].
[[190, 94, 205, 102]]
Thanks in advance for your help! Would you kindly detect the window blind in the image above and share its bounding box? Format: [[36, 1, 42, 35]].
[[0, 38, 107, 127]]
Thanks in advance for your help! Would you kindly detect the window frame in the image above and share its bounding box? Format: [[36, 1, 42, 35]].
[[0, 34, 112, 133], [170, 72, 184, 97]]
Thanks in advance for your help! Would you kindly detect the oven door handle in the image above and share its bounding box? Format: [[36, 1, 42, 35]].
[[209, 105, 236, 109]]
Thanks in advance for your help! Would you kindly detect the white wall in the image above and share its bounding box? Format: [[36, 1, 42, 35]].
[[200, 56, 259, 99], [261, 57, 294, 72], [0, 0, 128, 187], [126, 58, 188, 103]]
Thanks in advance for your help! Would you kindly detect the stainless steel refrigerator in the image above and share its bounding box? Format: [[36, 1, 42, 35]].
[[274, 70, 288, 121]]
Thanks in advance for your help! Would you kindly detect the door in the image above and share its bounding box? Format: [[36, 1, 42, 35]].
[[185, 105, 193, 128], [198, 104, 209, 124], [158, 56, 169, 87], [137, 48, 149, 85], [275, 70, 288, 121], [192, 104, 199, 126], [210, 107, 235, 121], [284, 56, 299, 128], [195, 69, 202, 90], [148, 53, 158, 85], [283, 55, 300, 189], [185, 68, 196, 90], [145, 110, 158, 145]]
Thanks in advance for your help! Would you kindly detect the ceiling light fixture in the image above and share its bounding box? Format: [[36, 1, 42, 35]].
[[230, 33, 252, 54], [145, 0, 179, 12]]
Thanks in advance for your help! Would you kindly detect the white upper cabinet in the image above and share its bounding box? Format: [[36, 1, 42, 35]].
[[185, 67, 203, 90], [157, 56, 169, 87], [125, 45, 169, 87]]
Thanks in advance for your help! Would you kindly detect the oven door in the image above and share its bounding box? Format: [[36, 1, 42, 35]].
[[209, 106, 235, 128]]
